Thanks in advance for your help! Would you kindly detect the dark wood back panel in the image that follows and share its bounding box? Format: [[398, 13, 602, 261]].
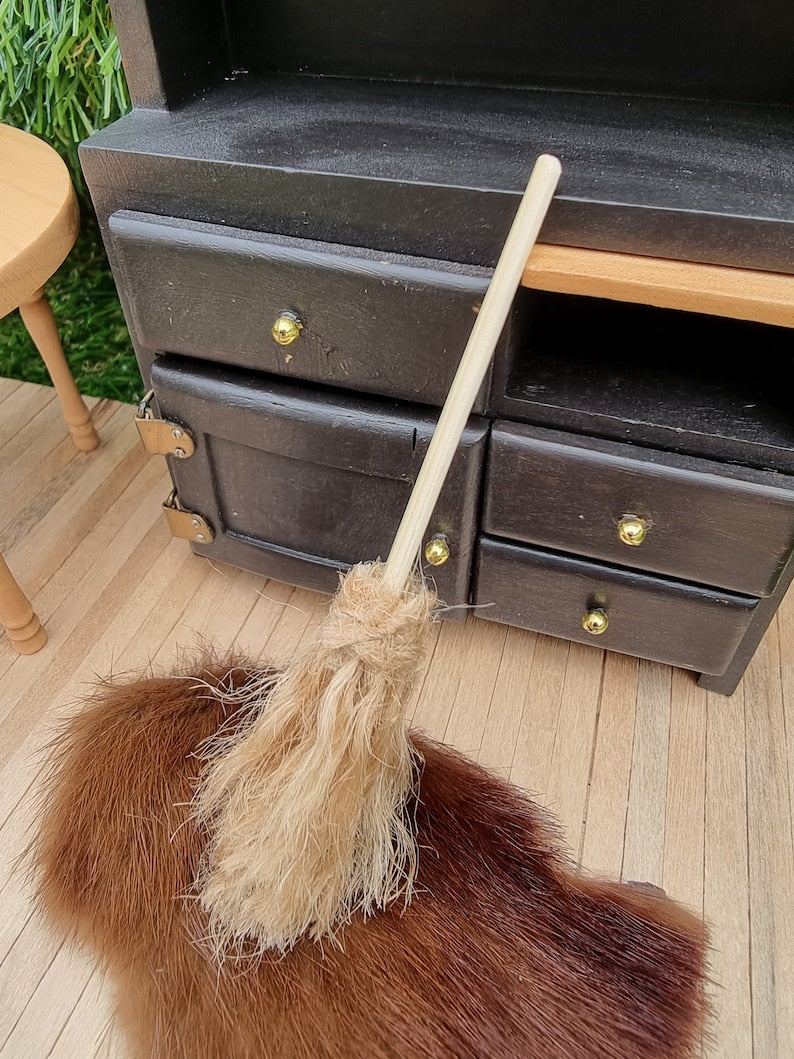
[[109, 0, 794, 108]]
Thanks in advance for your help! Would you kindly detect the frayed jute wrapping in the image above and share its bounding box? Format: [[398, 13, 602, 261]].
[[193, 562, 436, 954], [32, 661, 709, 1058]]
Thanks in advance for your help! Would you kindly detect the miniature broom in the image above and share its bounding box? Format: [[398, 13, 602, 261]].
[[194, 153, 562, 955]]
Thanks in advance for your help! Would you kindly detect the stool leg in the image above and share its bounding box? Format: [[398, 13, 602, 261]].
[[0, 553, 47, 654], [18, 288, 100, 451]]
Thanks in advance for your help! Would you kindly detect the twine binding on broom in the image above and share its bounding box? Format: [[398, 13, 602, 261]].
[[193, 561, 435, 956]]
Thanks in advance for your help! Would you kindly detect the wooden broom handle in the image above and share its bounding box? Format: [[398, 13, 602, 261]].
[[384, 154, 562, 591]]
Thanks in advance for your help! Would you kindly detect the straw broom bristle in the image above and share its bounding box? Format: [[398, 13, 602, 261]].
[[193, 561, 436, 955]]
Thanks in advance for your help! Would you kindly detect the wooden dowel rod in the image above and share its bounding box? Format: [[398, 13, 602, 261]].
[[384, 154, 562, 590]]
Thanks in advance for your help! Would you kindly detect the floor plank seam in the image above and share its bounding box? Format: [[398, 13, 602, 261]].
[[577, 651, 608, 867]]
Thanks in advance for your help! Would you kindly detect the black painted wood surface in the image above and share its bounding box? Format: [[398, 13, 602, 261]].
[[150, 355, 488, 603], [697, 554, 794, 695], [473, 537, 757, 676], [490, 290, 794, 473], [109, 211, 494, 409], [108, 0, 227, 109], [225, 0, 793, 106], [484, 422, 794, 597], [111, 0, 794, 107], [80, 76, 794, 275]]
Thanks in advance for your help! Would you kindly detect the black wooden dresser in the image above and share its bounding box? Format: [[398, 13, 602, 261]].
[[82, 0, 794, 694]]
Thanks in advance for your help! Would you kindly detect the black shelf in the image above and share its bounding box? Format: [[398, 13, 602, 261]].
[[493, 291, 794, 472], [82, 74, 794, 274], [85, 0, 794, 694]]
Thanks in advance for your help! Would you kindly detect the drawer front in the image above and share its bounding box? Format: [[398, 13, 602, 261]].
[[484, 422, 794, 597], [473, 537, 757, 675], [150, 355, 487, 602], [109, 210, 494, 409]]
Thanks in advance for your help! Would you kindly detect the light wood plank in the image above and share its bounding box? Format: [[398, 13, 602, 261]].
[[742, 625, 794, 1056], [523, 243, 794, 327], [0, 867, 34, 967], [776, 589, 794, 832], [477, 624, 538, 779], [704, 684, 753, 1059], [580, 651, 638, 878], [233, 580, 325, 668], [0, 481, 169, 762], [3, 415, 149, 599], [0, 400, 132, 554], [0, 882, 63, 1047], [622, 660, 671, 886], [509, 633, 571, 799], [0, 377, 25, 404], [0, 928, 93, 1057], [58, 540, 205, 699], [47, 969, 123, 1059], [166, 562, 259, 645], [0, 391, 100, 473], [542, 641, 604, 856], [0, 448, 167, 689], [0, 385, 58, 465], [440, 616, 508, 758], [663, 669, 707, 913], [510, 631, 571, 796], [411, 616, 484, 742], [0, 384, 58, 452], [0, 396, 109, 537]]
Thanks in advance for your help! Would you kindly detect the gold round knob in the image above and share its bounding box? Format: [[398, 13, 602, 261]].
[[424, 534, 451, 566], [617, 514, 647, 547], [581, 608, 609, 635], [271, 312, 303, 346]]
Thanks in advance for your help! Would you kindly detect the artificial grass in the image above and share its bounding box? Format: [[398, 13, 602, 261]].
[[0, 217, 143, 404]]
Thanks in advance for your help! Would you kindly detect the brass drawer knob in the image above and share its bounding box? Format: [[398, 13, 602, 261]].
[[272, 311, 303, 346], [424, 534, 451, 566], [581, 608, 609, 635], [617, 514, 647, 547]]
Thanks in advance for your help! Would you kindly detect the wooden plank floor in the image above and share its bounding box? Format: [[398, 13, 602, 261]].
[[1, 379, 792, 1057]]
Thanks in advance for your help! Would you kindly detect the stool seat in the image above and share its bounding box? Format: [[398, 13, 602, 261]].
[[1, 125, 102, 655], [0, 124, 80, 319]]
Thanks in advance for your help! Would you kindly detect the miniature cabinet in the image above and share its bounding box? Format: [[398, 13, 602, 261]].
[[82, 0, 794, 694]]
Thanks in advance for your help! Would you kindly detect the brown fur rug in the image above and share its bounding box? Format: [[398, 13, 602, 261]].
[[33, 661, 708, 1058]]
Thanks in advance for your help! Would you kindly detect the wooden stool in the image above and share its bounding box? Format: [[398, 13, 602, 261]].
[[1, 124, 100, 654], [0, 123, 100, 450], [0, 554, 46, 654]]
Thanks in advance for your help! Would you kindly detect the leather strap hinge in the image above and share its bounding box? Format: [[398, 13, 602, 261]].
[[135, 390, 196, 458], [162, 491, 215, 543]]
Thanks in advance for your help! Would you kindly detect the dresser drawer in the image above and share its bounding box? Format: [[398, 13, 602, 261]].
[[484, 422, 794, 597], [109, 210, 494, 409], [150, 355, 488, 601], [473, 537, 757, 675]]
